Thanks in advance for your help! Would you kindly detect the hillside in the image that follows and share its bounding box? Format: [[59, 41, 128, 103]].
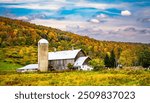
[[0, 16, 150, 66]]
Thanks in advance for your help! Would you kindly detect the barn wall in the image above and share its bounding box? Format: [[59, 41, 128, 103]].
[[49, 59, 74, 70], [48, 50, 87, 70]]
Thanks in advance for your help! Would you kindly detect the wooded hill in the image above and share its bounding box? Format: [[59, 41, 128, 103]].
[[0, 16, 150, 67]]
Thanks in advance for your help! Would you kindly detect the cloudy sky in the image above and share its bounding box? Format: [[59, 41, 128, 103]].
[[0, 0, 150, 43]]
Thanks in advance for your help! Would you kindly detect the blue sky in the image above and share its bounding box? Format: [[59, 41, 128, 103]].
[[0, 0, 150, 43]]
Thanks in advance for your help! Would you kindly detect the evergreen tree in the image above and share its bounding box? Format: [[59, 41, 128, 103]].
[[110, 50, 117, 68], [104, 50, 117, 68], [104, 54, 110, 67]]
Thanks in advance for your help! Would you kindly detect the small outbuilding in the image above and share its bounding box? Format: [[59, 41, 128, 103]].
[[17, 64, 38, 72]]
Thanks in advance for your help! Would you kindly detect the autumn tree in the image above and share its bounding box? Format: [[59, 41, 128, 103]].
[[0, 32, 7, 46], [0, 16, 150, 67], [89, 58, 104, 71], [119, 49, 138, 66]]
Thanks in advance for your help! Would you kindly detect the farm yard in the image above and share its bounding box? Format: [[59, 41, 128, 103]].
[[0, 62, 150, 86]]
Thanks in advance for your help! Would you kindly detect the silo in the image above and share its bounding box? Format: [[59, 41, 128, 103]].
[[38, 39, 49, 72]]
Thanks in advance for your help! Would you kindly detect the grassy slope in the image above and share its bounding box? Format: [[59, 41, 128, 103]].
[[0, 61, 22, 71]]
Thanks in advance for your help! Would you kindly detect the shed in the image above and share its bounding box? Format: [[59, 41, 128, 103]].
[[17, 64, 38, 72]]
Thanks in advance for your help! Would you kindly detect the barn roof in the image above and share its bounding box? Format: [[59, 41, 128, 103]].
[[48, 49, 82, 60], [74, 56, 89, 67], [17, 64, 38, 70]]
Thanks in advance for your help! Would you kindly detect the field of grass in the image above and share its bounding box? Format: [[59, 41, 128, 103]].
[[0, 62, 150, 86], [0, 61, 22, 71]]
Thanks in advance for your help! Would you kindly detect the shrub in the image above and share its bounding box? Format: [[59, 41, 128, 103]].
[[67, 63, 73, 70], [89, 59, 105, 71]]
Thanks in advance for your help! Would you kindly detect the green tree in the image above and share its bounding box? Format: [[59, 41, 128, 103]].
[[0, 32, 7, 47], [110, 50, 117, 68], [104, 54, 110, 68], [89, 58, 104, 71], [116, 48, 122, 60], [139, 49, 150, 68], [104, 50, 116, 68]]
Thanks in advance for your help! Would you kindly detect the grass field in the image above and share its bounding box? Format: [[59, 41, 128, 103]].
[[0, 61, 150, 86], [0, 61, 22, 71]]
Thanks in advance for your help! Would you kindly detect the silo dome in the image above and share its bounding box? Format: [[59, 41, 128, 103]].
[[38, 39, 49, 44]]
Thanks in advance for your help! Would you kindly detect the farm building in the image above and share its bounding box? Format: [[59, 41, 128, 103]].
[[17, 39, 93, 72], [17, 64, 38, 72], [48, 49, 93, 70]]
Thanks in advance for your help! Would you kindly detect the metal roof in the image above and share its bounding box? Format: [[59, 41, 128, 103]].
[[17, 64, 38, 70], [48, 49, 81, 60], [74, 56, 89, 67]]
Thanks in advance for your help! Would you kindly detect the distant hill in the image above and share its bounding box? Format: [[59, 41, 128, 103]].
[[0, 16, 150, 66]]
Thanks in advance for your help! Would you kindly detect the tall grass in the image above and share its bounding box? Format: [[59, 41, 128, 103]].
[[0, 69, 150, 86], [0, 62, 150, 86]]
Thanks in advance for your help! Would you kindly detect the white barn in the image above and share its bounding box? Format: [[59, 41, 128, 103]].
[[48, 49, 93, 70], [17, 49, 93, 72], [17, 39, 93, 72]]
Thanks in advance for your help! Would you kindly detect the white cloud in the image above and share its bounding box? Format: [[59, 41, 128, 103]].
[[76, 2, 111, 9], [4, 2, 64, 10], [121, 10, 132, 16], [0, 0, 131, 13], [90, 19, 100, 23], [30, 19, 89, 30], [0, 0, 39, 3], [2, 0, 129, 13], [96, 14, 108, 18], [16, 16, 29, 21], [0, 0, 67, 3], [5, 0, 147, 43], [30, 17, 150, 43], [75, 1, 129, 10]]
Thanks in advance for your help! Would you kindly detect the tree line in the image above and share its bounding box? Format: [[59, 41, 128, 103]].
[[0, 16, 150, 68]]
